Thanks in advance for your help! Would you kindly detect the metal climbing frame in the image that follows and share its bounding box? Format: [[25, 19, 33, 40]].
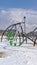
[[1, 16, 37, 46], [1, 17, 26, 46]]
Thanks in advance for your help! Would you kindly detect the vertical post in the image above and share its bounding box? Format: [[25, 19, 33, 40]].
[[26, 37, 27, 44], [33, 39, 36, 46], [24, 16, 26, 34], [23, 16, 26, 43], [33, 41, 36, 46], [15, 25, 17, 41]]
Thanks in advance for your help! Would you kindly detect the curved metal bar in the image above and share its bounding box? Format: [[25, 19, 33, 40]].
[[1, 22, 24, 42], [1, 25, 14, 42]]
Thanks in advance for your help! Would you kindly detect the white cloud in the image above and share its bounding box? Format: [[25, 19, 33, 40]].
[[0, 8, 37, 33]]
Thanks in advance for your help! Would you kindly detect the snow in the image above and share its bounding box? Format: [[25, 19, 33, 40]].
[[0, 36, 37, 65], [0, 45, 37, 65]]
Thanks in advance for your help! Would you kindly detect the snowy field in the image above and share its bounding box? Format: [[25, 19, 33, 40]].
[[0, 36, 37, 65]]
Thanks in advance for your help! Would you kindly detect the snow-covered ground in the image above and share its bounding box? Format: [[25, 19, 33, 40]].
[[0, 36, 37, 65]]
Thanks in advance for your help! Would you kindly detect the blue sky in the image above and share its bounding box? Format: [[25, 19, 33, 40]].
[[0, 0, 37, 10], [0, 0, 37, 31]]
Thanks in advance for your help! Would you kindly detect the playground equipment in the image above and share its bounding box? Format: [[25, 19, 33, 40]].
[[1, 17, 26, 46], [1, 16, 37, 46]]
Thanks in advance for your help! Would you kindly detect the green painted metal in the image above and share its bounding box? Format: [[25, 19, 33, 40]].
[[7, 31, 24, 46], [7, 32, 15, 46]]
